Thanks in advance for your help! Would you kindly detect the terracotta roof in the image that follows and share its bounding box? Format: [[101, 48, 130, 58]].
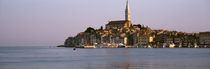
[[200, 32, 210, 34], [106, 20, 130, 25]]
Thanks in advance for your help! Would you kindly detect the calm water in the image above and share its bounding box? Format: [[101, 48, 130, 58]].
[[0, 46, 210, 69]]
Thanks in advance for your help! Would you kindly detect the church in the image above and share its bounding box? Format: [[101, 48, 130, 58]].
[[106, 0, 133, 29]]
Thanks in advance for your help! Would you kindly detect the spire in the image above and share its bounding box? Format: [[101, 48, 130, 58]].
[[125, 0, 131, 21]]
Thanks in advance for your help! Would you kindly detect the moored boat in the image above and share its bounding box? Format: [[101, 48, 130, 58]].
[[118, 43, 126, 48], [84, 46, 96, 48], [148, 45, 152, 48], [194, 43, 199, 48], [169, 43, 175, 48]]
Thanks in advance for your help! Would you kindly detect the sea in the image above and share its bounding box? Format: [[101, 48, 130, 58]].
[[0, 46, 210, 69]]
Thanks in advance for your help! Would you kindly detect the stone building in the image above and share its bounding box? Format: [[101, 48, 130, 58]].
[[199, 32, 210, 47], [105, 0, 133, 29], [106, 20, 132, 29]]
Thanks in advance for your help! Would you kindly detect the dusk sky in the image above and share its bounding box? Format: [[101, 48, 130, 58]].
[[0, 0, 210, 46]]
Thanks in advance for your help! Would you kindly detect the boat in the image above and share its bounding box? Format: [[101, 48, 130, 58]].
[[204, 45, 207, 48], [118, 43, 126, 48], [169, 43, 175, 48], [73, 47, 76, 50], [179, 43, 182, 48], [84, 46, 96, 48], [194, 43, 199, 48], [148, 45, 152, 48], [163, 43, 167, 48]]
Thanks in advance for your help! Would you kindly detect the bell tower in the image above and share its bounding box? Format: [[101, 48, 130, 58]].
[[125, 0, 131, 21]]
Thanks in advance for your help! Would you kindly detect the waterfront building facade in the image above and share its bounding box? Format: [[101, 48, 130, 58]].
[[199, 32, 210, 47]]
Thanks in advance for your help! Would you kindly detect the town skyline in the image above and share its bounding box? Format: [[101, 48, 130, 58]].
[[61, 0, 209, 48], [0, 0, 210, 46]]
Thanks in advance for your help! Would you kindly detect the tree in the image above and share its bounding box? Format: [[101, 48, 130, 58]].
[[85, 27, 96, 34]]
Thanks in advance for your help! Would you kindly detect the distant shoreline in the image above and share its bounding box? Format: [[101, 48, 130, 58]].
[[57, 45, 210, 48]]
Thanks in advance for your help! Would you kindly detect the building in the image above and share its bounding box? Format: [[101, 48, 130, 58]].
[[106, 20, 133, 29], [106, 0, 133, 29], [138, 34, 153, 46], [199, 32, 210, 47]]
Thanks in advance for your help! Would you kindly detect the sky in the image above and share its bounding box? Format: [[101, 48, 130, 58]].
[[0, 0, 210, 46]]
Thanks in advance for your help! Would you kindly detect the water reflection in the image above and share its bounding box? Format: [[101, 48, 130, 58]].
[[80, 49, 154, 69], [83, 61, 156, 69], [82, 60, 210, 69], [0, 47, 210, 69], [77, 48, 210, 69]]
